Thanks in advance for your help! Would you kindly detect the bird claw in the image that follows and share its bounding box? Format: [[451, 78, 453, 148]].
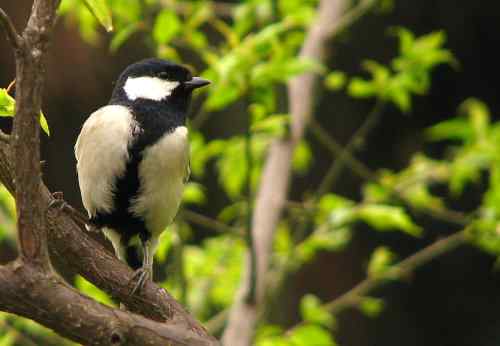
[[129, 267, 151, 297]]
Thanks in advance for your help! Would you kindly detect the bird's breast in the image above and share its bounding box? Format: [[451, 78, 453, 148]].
[[129, 126, 189, 235]]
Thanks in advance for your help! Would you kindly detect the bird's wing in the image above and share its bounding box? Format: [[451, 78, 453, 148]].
[[75, 105, 135, 217]]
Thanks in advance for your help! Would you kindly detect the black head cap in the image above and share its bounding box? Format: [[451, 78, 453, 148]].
[[110, 58, 210, 105]]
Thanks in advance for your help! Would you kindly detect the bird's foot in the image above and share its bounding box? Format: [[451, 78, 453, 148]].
[[48, 192, 99, 233], [129, 267, 151, 296]]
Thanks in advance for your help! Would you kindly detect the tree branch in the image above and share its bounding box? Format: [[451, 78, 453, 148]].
[[222, 0, 380, 344], [309, 117, 377, 182], [0, 261, 216, 346], [316, 100, 385, 196], [0, 7, 23, 50], [285, 228, 469, 335]]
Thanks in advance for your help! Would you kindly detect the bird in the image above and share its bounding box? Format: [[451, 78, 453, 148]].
[[74, 58, 210, 294]]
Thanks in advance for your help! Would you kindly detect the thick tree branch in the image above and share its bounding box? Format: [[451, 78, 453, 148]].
[[0, 7, 23, 50], [222, 0, 383, 344], [0, 261, 216, 346]]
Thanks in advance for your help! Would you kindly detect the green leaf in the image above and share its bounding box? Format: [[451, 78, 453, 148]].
[[300, 295, 335, 328], [251, 58, 323, 86], [357, 204, 422, 236], [392, 27, 415, 55], [460, 98, 491, 138], [318, 194, 354, 215], [347, 78, 376, 98], [251, 114, 289, 137], [367, 246, 396, 277], [0, 88, 15, 116], [362, 183, 392, 204], [359, 297, 384, 318], [182, 182, 206, 205], [296, 227, 352, 263], [153, 9, 181, 45], [448, 145, 491, 195], [75, 275, 114, 306], [40, 112, 50, 136], [289, 324, 336, 346], [325, 71, 346, 91], [292, 140, 313, 174], [426, 118, 472, 142], [82, 0, 113, 32], [0, 331, 15, 346], [388, 88, 411, 112]]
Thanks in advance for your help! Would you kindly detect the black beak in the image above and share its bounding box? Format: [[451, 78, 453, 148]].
[[184, 77, 211, 90]]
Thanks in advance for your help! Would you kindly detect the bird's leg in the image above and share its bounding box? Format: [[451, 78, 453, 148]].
[[129, 240, 154, 296], [48, 191, 99, 233]]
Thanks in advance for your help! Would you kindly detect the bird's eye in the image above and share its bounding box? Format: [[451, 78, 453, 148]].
[[158, 72, 169, 79]]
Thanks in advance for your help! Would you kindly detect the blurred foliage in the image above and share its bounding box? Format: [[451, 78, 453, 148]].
[[1, 0, 500, 345]]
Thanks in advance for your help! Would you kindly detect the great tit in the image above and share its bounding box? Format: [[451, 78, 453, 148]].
[[75, 58, 210, 293]]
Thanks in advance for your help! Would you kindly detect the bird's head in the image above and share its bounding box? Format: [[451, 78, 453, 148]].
[[111, 58, 210, 111]]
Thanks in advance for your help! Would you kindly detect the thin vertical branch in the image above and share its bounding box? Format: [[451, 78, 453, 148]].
[[245, 101, 257, 304]]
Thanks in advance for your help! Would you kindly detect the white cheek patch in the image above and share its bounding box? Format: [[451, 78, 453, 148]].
[[123, 76, 180, 101]]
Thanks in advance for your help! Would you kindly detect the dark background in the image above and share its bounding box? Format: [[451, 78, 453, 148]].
[[1, 1, 500, 345]]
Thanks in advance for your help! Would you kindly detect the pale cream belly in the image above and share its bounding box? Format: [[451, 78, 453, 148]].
[[129, 126, 189, 236]]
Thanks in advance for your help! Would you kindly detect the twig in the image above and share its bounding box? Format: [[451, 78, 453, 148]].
[[6, 79, 16, 93], [180, 209, 241, 235], [205, 309, 229, 335], [0, 8, 23, 49], [324, 228, 469, 313], [331, 0, 378, 37], [244, 100, 257, 304], [286, 228, 469, 334], [309, 117, 376, 181], [316, 100, 385, 196]]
